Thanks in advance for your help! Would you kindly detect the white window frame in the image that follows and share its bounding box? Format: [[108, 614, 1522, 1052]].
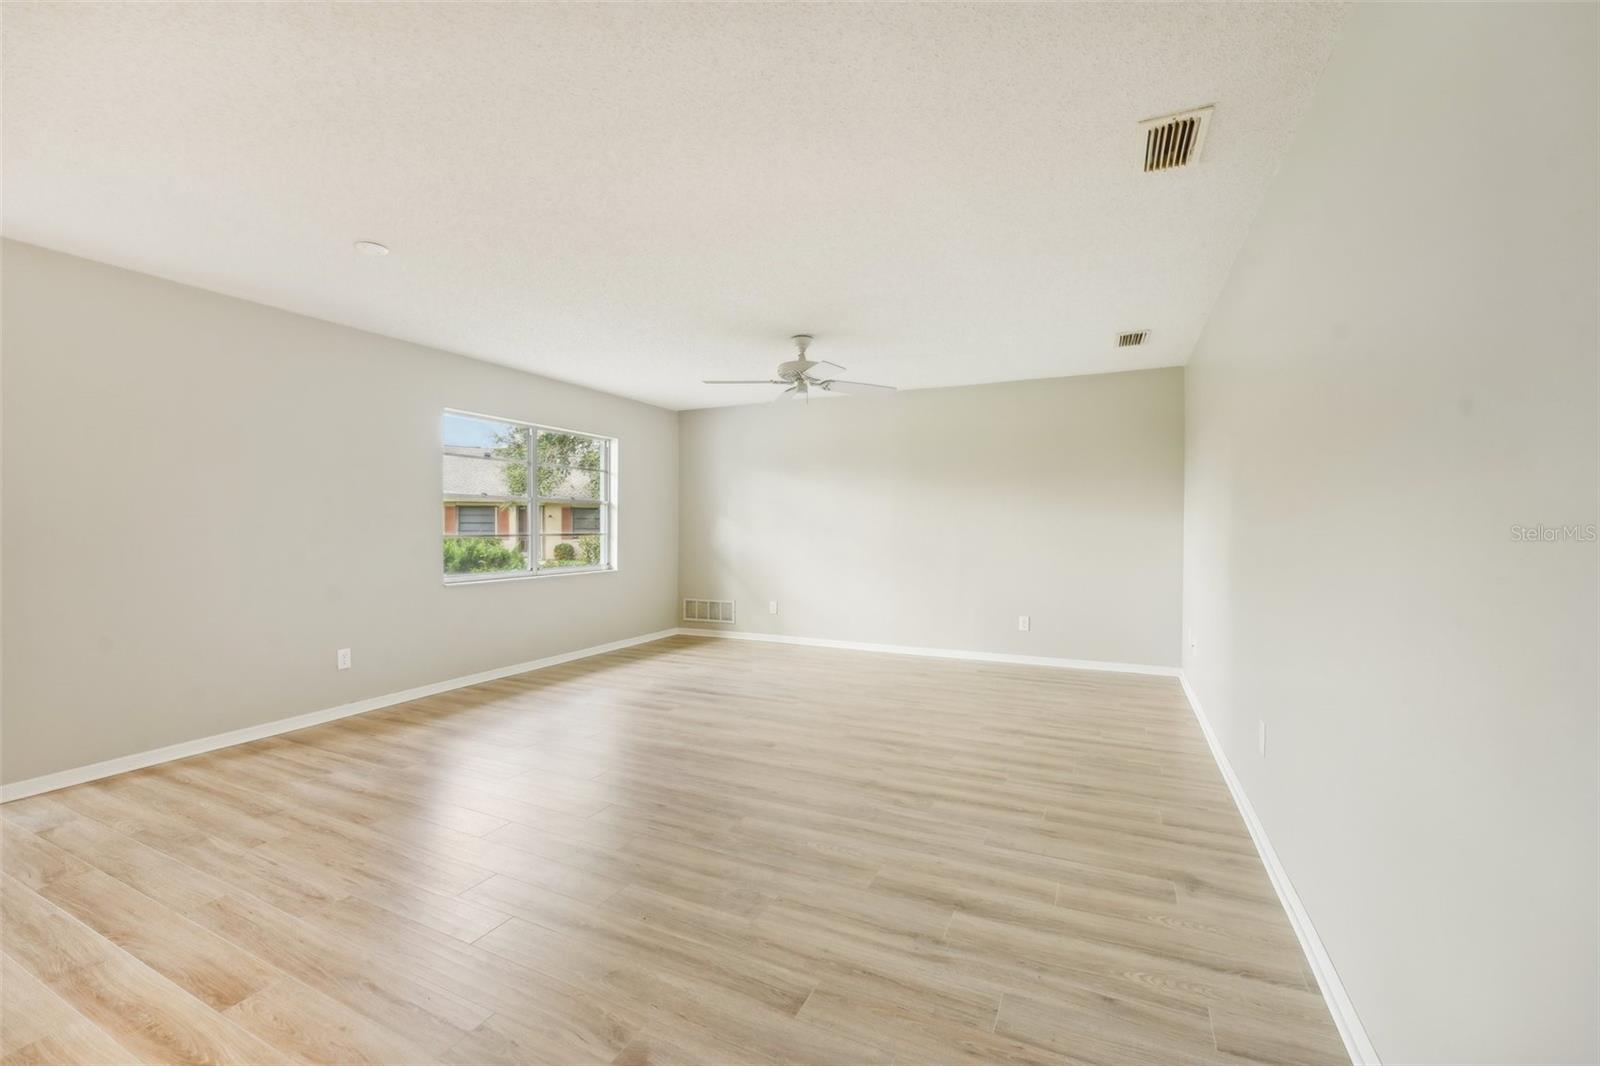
[[443, 408, 618, 585]]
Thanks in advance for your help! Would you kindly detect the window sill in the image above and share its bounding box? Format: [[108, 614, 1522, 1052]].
[[444, 566, 616, 587]]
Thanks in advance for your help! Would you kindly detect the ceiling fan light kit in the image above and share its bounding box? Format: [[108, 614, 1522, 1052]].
[[702, 334, 897, 403]]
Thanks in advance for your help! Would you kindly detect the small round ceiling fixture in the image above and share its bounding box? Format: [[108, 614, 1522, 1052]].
[[353, 240, 390, 256]]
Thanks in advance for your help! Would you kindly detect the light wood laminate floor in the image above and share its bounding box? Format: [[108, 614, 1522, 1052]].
[[0, 635, 1347, 1065]]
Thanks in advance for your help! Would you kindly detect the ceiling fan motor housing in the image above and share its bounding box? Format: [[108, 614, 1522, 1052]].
[[779, 335, 817, 381]]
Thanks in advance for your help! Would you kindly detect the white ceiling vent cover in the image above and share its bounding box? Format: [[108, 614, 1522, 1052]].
[[683, 598, 736, 624], [1139, 106, 1214, 172], [1117, 330, 1149, 348]]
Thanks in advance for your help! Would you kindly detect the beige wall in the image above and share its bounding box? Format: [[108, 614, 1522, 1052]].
[[1181, 5, 1598, 1063], [679, 369, 1184, 666], [0, 240, 679, 785]]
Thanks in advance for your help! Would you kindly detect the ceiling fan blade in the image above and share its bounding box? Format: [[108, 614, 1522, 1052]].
[[770, 384, 802, 402], [817, 379, 896, 395], [702, 379, 784, 385], [801, 359, 846, 375]]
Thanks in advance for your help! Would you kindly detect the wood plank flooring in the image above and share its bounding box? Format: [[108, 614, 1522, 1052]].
[[0, 634, 1348, 1064]]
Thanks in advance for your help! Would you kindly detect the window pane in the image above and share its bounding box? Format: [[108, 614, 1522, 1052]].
[[536, 503, 604, 538], [444, 533, 529, 576], [538, 465, 604, 501], [443, 415, 530, 502], [441, 412, 613, 580], [456, 505, 498, 535], [537, 430, 604, 470], [538, 533, 607, 568]]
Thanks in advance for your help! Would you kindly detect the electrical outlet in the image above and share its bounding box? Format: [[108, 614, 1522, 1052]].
[[337, 648, 352, 671], [768, 601, 778, 615], [1018, 615, 1030, 632], [1258, 720, 1266, 757]]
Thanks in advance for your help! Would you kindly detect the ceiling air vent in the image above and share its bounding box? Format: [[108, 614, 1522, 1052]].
[[683, 598, 736, 624], [1118, 330, 1149, 348], [1139, 106, 1213, 172]]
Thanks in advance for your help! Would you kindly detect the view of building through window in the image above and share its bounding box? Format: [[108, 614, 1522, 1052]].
[[441, 411, 613, 579]]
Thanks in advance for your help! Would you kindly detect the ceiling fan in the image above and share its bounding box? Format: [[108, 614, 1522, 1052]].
[[703, 335, 896, 401]]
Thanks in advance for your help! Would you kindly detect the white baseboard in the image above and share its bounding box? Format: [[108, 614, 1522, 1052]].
[[0, 628, 681, 804], [674, 626, 1180, 676], [1178, 672, 1380, 1066]]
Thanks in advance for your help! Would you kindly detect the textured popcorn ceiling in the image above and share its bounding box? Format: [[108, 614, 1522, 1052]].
[[2, 3, 1344, 410]]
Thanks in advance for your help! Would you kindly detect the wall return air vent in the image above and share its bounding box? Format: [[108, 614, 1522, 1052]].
[[1118, 330, 1150, 348], [683, 598, 736, 624], [1139, 105, 1213, 172]]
